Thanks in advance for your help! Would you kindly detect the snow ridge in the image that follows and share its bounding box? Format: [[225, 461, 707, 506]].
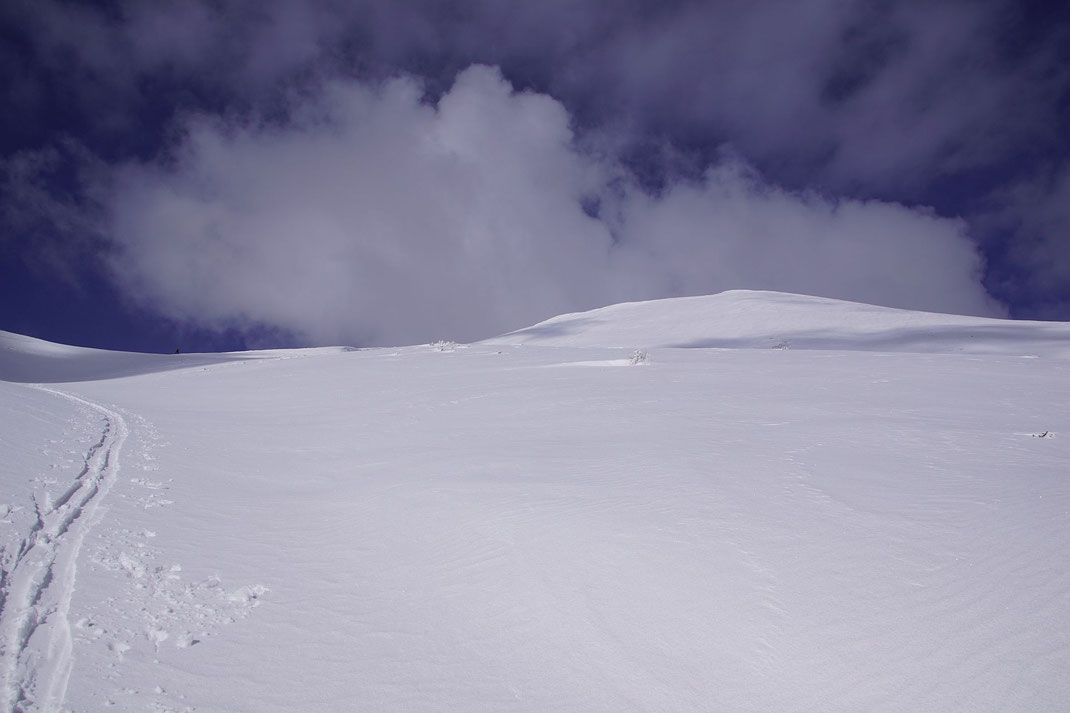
[[0, 387, 128, 713]]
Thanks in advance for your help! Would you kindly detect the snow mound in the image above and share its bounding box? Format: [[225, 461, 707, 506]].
[[487, 290, 1070, 357], [0, 331, 351, 383]]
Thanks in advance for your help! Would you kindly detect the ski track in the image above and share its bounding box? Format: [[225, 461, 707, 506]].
[[0, 386, 128, 713]]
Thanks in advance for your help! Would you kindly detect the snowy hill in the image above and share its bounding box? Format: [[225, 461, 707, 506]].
[[1, 292, 1069, 712], [0, 330, 351, 383], [489, 289, 1070, 357]]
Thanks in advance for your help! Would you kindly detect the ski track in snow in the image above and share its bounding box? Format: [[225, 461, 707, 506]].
[[0, 386, 128, 713]]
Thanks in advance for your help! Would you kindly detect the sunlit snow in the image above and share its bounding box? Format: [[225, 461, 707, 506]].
[[1, 290, 1068, 712]]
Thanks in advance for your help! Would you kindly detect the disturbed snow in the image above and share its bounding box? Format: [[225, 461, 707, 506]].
[[1, 290, 1068, 712]]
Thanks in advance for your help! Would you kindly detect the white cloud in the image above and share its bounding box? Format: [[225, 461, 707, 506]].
[[108, 66, 618, 345], [104, 66, 999, 346], [612, 158, 1001, 318]]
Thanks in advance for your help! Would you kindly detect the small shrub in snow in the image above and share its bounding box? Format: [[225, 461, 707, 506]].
[[629, 350, 650, 365], [430, 340, 459, 352]]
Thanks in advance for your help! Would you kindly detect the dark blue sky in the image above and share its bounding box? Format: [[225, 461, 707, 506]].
[[2, 0, 1069, 352]]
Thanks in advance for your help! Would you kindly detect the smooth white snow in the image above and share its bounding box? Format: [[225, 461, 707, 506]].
[[1, 290, 1068, 712], [0, 330, 351, 384], [487, 290, 1070, 357]]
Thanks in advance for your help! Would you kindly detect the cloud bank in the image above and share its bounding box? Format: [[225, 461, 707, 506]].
[[104, 66, 997, 346]]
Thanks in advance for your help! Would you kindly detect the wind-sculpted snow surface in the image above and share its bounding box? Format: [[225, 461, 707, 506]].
[[1, 291, 1069, 711]]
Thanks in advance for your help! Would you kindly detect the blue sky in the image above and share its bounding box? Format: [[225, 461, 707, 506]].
[[2, 0, 1068, 352]]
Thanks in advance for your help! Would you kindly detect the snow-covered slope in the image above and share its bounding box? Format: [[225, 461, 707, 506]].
[[2, 292, 1069, 713], [488, 290, 1070, 357], [0, 330, 350, 383], [0, 331, 227, 383]]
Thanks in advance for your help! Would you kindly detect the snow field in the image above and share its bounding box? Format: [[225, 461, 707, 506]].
[[1, 291, 1069, 711]]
